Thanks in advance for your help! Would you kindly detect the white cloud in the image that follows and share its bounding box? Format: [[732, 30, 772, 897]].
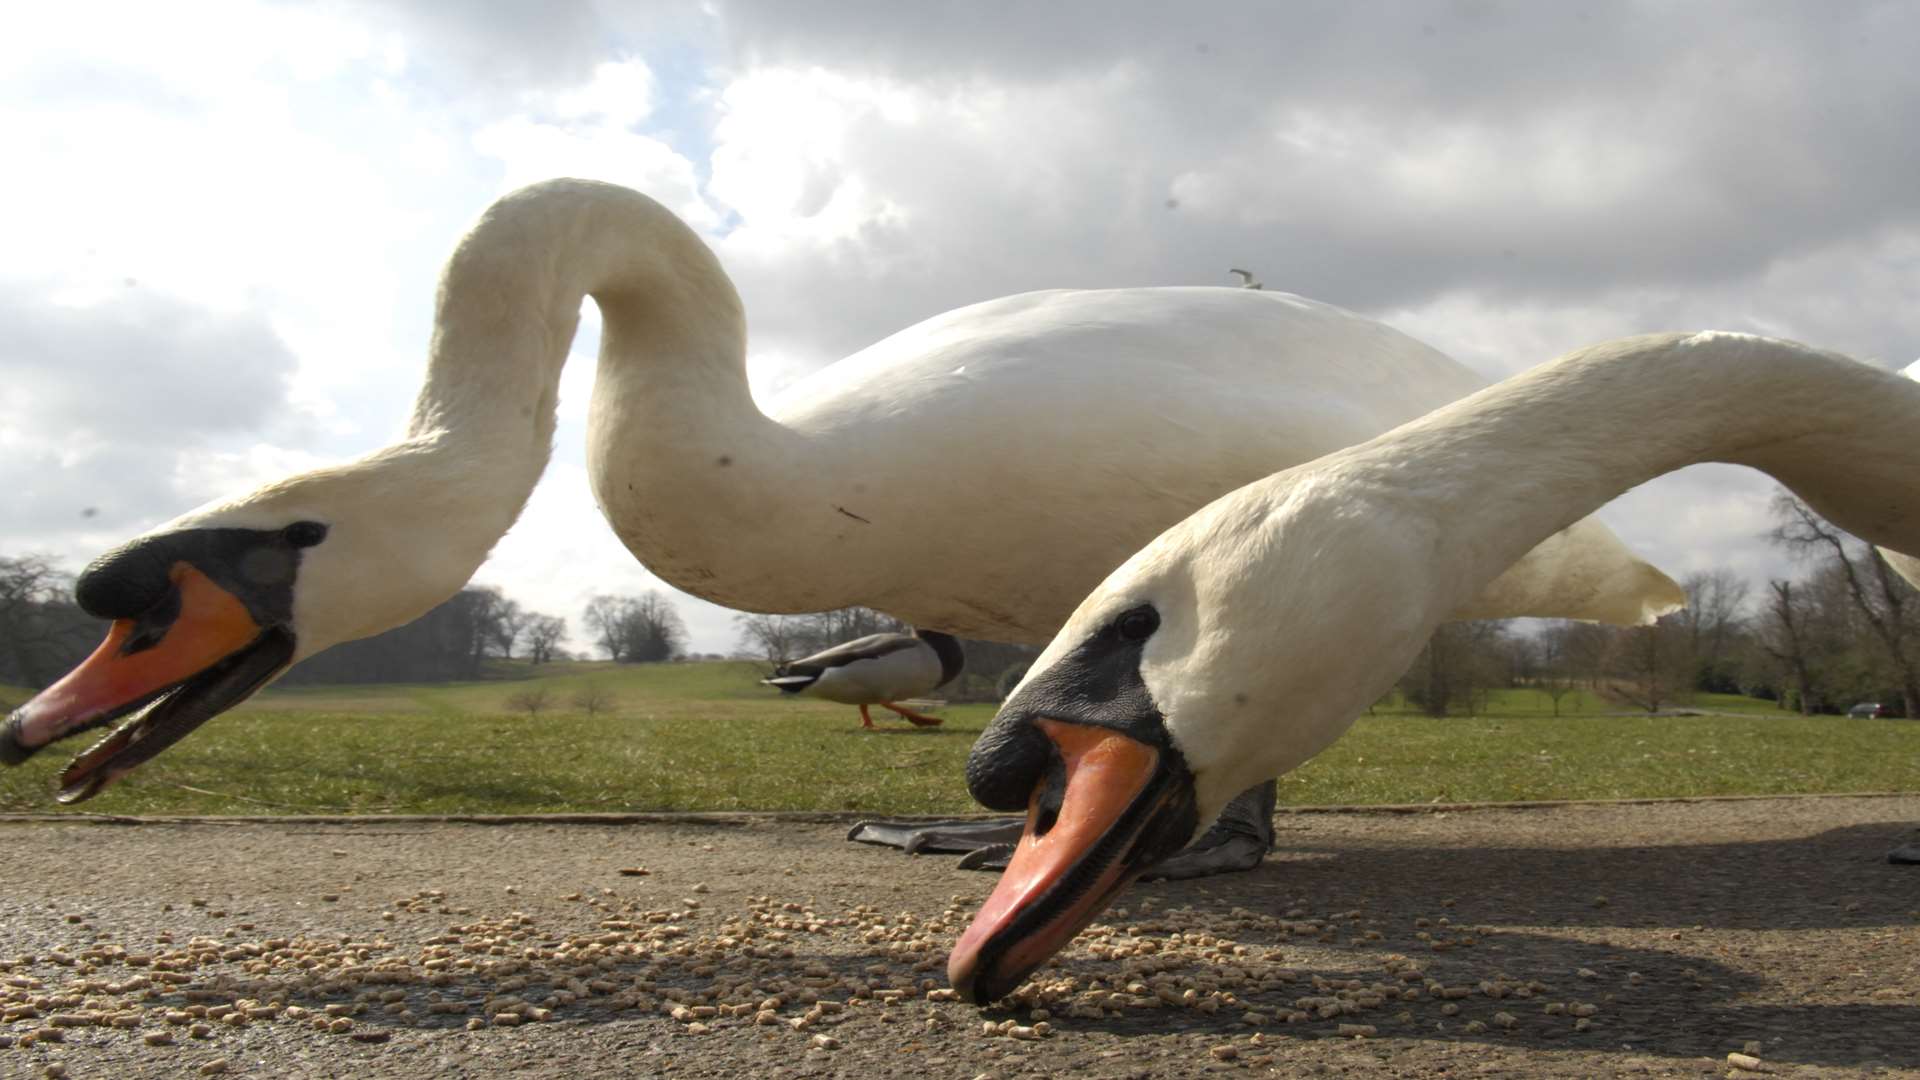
[[551, 59, 658, 128], [707, 67, 918, 243], [470, 56, 723, 232], [0, 282, 312, 561], [6, 0, 1920, 656]]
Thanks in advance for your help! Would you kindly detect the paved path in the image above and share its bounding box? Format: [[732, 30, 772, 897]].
[[1, 795, 1916, 1078]]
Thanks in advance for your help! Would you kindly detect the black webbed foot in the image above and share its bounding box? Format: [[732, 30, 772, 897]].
[[1139, 779, 1275, 881], [846, 817, 1025, 856], [847, 779, 1276, 881]]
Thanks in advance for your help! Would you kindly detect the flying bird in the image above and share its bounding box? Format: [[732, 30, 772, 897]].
[[946, 331, 1920, 1004], [762, 629, 963, 728], [2, 179, 1675, 883]]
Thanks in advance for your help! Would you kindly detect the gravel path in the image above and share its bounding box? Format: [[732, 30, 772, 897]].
[[1, 795, 1916, 1079]]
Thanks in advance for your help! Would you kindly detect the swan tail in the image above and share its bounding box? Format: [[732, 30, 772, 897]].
[[1451, 516, 1683, 626], [1883, 550, 1920, 592]]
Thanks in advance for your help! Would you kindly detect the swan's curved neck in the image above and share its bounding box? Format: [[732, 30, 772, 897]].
[[395, 180, 775, 580], [1332, 331, 1920, 616]]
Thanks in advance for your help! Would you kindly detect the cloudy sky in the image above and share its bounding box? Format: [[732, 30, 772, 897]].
[[4, 1, 1918, 656]]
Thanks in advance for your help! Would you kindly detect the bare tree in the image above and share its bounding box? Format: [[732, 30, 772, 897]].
[[1771, 493, 1920, 717], [492, 598, 528, 660], [1757, 580, 1823, 714], [1398, 620, 1513, 716], [456, 586, 506, 672], [504, 685, 551, 716], [524, 614, 567, 666], [735, 607, 908, 666], [571, 682, 616, 716], [584, 592, 687, 662], [1534, 621, 1582, 717], [0, 554, 92, 687], [584, 595, 632, 660], [795, 607, 906, 652], [627, 593, 687, 662], [734, 612, 807, 666], [1608, 614, 1690, 713], [1676, 569, 1751, 692]]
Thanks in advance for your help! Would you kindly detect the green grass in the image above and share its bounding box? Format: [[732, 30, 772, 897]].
[[1, 663, 1914, 816], [1279, 713, 1914, 805]]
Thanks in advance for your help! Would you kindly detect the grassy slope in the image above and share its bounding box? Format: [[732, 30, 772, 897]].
[[1, 663, 1914, 816]]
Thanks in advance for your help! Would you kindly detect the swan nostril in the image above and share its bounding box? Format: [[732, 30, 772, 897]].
[[118, 585, 183, 656], [1030, 764, 1067, 837]]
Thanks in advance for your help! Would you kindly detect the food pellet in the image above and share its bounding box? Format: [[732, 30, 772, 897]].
[[1337, 1024, 1377, 1038]]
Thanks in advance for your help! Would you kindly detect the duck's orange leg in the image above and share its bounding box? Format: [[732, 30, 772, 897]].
[[881, 701, 943, 727], [859, 704, 875, 729]]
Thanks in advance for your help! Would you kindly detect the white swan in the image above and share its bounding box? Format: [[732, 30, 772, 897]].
[[947, 331, 1920, 1003], [0, 178, 1678, 802], [762, 629, 963, 728]]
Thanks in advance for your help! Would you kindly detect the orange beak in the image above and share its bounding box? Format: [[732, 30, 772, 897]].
[[1, 564, 286, 800], [947, 718, 1198, 1003]]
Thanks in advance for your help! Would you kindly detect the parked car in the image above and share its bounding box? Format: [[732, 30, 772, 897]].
[[1846, 702, 1885, 719]]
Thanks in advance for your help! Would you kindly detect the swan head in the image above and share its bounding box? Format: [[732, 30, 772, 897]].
[[1, 445, 497, 801], [949, 468, 1440, 1003]]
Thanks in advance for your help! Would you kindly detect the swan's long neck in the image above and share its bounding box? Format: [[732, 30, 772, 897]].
[[1147, 332, 1920, 809], [1334, 331, 1920, 617], [397, 180, 776, 581]]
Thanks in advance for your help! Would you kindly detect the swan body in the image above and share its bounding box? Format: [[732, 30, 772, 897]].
[[2, 178, 1678, 799], [762, 629, 964, 728], [949, 332, 1920, 1003]]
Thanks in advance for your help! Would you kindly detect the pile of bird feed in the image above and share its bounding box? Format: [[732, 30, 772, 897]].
[[0, 882, 1638, 1073]]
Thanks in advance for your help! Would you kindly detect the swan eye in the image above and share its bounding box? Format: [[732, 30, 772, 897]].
[[1115, 605, 1159, 642], [283, 521, 329, 548]]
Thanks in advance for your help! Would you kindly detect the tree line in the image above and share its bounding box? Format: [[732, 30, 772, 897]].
[[1393, 493, 1920, 717], [4, 489, 1913, 709], [0, 555, 691, 688]]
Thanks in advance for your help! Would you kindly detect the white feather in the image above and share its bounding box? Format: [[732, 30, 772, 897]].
[[1027, 333, 1920, 825], [158, 180, 1680, 664]]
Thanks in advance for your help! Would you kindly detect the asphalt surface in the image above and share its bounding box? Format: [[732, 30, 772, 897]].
[[1, 795, 1916, 1078]]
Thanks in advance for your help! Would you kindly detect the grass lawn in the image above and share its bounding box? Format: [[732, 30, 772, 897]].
[[1, 663, 1914, 816]]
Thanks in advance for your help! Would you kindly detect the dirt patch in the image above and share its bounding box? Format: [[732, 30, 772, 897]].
[[1, 796, 1916, 1078]]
